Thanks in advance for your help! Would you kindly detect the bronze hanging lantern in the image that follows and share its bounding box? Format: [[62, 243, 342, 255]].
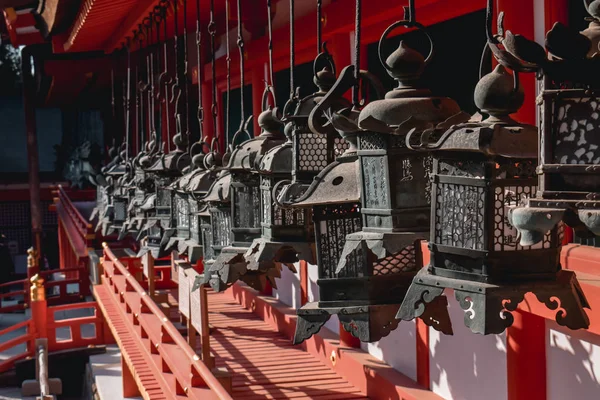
[[291, 0, 461, 344], [512, 0, 600, 243], [96, 143, 129, 236], [242, 0, 315, 280], [138, 8, 193, 258], [207, 110, 286, 291], [163, 144, 217, 263], [206, 0, 290, 293], [243, 93, 315, 275], [397, 0, 590, 335]]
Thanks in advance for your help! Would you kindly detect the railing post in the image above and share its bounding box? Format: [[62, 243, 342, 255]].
[[27, 247, 40, 282], [200, 286, 213, 369], [30, 274, 48, 340]]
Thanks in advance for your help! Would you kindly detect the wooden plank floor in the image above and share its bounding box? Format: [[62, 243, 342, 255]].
[[203, 291, 369, 400]]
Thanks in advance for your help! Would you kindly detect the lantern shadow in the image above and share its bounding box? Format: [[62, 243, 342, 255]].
[[428, 289, 509, 400], [547, 321, 600, 398]]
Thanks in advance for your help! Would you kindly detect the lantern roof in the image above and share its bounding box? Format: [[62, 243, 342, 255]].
[[258, 142, 293, 175], [405, 65, 538, 159], [145, 149, 191, 176], [288, 156, 360, 208], [226, 133, 285, 172], [202, 171, 232, 203], [357, 40, 460, 133]]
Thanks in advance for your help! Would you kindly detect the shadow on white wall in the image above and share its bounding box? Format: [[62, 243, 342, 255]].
[[430, 289, 508, 400], [547, 320, 600, 400]]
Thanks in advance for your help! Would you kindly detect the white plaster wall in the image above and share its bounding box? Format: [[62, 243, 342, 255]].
[[361, 320, 417, 381], [273, 262, 301, 309], [429, 290, 508, 400], [547, 321, 600, 400]]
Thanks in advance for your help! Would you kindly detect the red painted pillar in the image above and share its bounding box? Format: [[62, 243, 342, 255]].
[[30, 277, 48, 340], [299, 260, 308, 306], [416, 241, 431, 389], [507, 311, 547, 400]]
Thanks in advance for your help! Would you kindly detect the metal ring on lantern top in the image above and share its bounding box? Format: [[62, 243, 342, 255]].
[[312, 43, 337, 78], [377, 18, 435, 73]]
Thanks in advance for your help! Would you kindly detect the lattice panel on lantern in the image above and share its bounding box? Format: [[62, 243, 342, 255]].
[[114, 200, 127, 221], [438, 160, 486, 178], [334, 137, 349, 158], [298, 133, 328, 171], [552, 96, 600, 164], [176, 195, 190, 228], [202, 221, 215, 260], [435, 183, 486, 250], [157, 188, 172, 208], [359, 133, 386, 151], [212, 210, 231, 247], [495, 161, 537, 179], [373, 245, 417, 275], [262, 188, 272, 225], [189, 200, 198, 236], [493, 184, 548, 251], [314, 204, 362, 279], [234, 185, 261, 229], [362, 156, 389, 209]]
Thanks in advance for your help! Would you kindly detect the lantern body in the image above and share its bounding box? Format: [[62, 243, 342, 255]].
[[207, 128, 286, 292], [397, 114, 590, 334], [523, 79, 600, 235], [357, 133, 431, 231], [430, 155, 562, 283], [230, 172, 262, 246]]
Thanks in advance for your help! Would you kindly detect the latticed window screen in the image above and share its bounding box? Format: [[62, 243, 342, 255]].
[[212, 209, 232, 247], [0, 201, 59, 254], [314, 204, 362, 279], [297, 133, 329, 172]]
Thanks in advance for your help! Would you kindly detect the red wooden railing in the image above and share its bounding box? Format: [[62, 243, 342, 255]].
[[0, 301, 105, 374], [0, 266, 90, 313], [102, 244, 232, 399], [53, 185, 95, 281]]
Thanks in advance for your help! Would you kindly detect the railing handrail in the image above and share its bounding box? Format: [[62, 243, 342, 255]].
[[0, 319, 31, 337], [103, 244, 233, 400], [57, 185, 93, 235]]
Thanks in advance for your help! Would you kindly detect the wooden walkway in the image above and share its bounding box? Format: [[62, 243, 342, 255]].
[[204, 291, 369, 400]]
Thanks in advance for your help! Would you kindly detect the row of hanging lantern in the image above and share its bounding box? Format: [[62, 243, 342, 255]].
[[93, 0, 594, 342]]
